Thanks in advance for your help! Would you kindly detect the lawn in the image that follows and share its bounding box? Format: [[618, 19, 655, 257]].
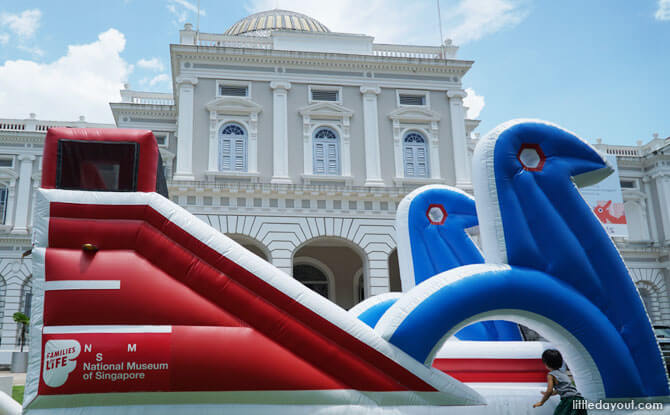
[[12, 385, 24, 404]]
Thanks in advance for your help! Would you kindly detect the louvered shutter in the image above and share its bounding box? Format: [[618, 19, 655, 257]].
[[415, 146, 427, 177], [326, 143, 338, 174], [220, 138, 232, 171], [314, 142, 325, 174], [234, 138, 246, 171]]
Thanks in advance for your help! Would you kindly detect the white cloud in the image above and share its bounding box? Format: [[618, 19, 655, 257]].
[[167, 0, 205, 25], [137, 57, 164, 71], [0, 9, 41, 38], [656, 0, 670, 20], [140, 73, 171, 88], [463, 88, 485, 119], [0, 29, 132, 123], [0, 33, 9, 45], [246, 0, 530, 45], [445, 0, 529, 44]]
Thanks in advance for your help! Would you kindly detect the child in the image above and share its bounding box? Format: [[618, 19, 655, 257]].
[[533, 349, 587, 414]]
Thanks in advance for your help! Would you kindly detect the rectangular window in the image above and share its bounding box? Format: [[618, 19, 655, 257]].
[[348, 201, 357, 210], [333, 200, 342, 209], [219, 85, 248, 97], [254, 198, 262, 207], [399, 94, 426, 106], [0, 156, 14, 168], [203, 196, 212, 206], [237, 197, 246, 208], [620, 180, 636, 189], [187, 196, 196, 205], [220, 197, 230, 206], [302, 199, 311, 208], [153, 133, 168, 147], [269, 198, 278, 208], [317, 200, 326, 209], [285, 199, 294, 208], [311, 90, 338, 102], [364, 201, 373, 210], [0, 187, 7, 224]]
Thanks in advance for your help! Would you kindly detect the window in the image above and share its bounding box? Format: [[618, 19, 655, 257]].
[[309, 86, 342, 104], [0, 186, 7, 224], [313, 127, 340, 175], [0, 156, 14, 168], [403, 131, 429, 177], [620, 180, 636, 189], [397, 90, 429, 107], [312, 89, 338, 102], [153, 132, 168, 147], [217, 81, 250, 98], [294, 264, 329, 298], [219, 123, 247, 172], [399, 94, 426, 106]]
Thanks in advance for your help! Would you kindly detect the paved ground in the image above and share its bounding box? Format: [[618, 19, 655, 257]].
[[0, 372, 25, 386]]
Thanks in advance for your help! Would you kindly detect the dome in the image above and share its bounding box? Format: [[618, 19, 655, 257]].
[[225, 9, 330, 36]]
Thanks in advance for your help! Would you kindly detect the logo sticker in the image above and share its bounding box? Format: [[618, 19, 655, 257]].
[[43, 340, 81, 387]]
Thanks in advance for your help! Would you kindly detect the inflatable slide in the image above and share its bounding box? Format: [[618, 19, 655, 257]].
[[17, 121, 669, 414]]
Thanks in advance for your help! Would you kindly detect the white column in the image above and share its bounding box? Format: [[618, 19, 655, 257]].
[[11, 155, 35, 234], [654, 174, 670, 243], [174, 76, 198, 181], [447, 90, 470, 187], [270, 81, 291, 184], [392, 120, 404, 178], [207, 112, 218, 172], [360, 86, 384, 186], [429, 121, 441, 179]]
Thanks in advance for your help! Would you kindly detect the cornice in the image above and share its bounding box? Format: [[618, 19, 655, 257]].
[[170, 44, 473, 77], [299, 101, 354, 118], [205, 96, 263, 115], [360, 86, 381, 95], [388, 106, 441, 122], [0, 132, 45, 144]]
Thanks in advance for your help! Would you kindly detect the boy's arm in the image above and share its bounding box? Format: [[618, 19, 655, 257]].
[[533, 374, 555, 408]]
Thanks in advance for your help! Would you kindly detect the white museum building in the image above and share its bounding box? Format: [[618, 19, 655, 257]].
[[0, 9, 668, 358]]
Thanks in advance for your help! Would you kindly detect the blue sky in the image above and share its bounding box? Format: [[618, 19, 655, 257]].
[[0, 0, 668, 145]]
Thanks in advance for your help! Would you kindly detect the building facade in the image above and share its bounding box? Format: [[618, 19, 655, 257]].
[[0, 9, 668, 358]]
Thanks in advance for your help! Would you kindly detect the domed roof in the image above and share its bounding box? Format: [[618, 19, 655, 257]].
[[225, 9, 330, 36]]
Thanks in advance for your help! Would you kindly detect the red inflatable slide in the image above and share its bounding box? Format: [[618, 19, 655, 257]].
[[24, 128, 485, 414]]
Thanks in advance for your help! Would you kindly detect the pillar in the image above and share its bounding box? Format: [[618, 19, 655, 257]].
[[174, 76, 198, 181], [11, 155, 35, 234], [447, 90, 470, 187], [270, 81, 291, 184], [360, 86, 384, 186]]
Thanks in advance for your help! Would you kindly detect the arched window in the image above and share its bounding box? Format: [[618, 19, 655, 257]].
[[219, 123, 247, 172], [313, 127, 340, 175], [403, 131, 429, 177], [293, 264, 329, 299]]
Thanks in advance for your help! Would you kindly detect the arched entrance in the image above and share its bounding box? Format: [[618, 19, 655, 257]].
[[227, 234, 270, 262], [293, 237, 365, 309], [388, 249, 401, 292]]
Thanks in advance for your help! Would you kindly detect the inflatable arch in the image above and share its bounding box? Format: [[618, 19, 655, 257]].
[[376, 120, 670, 399], [17, 121, 669, 414]]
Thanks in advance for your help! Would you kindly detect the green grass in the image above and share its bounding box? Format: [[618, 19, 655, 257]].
[[12, 385, 24, 404]]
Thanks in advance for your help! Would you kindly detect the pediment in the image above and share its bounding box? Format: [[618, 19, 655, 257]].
[[388, 107, 440, 123], [205, 97, 262, 115], [299, 102, 353, 120]]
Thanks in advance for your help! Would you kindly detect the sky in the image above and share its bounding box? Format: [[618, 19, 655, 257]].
[[0, 0, 668, 145]]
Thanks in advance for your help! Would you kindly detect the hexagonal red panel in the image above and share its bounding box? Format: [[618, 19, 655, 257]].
[[426, 204, 447, 225], [517, 143, 546, 172]]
